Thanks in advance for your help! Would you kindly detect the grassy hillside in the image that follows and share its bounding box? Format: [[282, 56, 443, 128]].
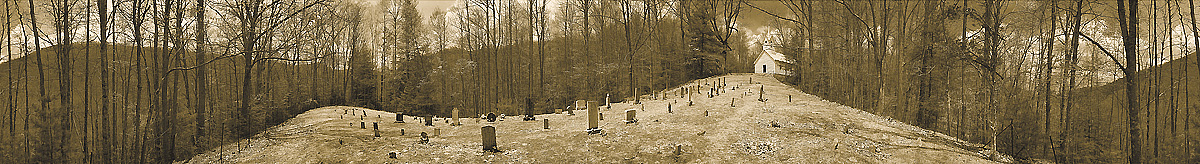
[[182, 74, 1004, 163]]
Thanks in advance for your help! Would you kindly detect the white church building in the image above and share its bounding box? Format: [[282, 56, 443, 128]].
[[754, 48, 791, 75]]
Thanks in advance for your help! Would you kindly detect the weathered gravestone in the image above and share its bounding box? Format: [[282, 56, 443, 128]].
[[668, 103, 673, 113], [575, 100, 586, 115], [555, 108, 563, 114], [434, 128, 441, 137], [625, 109, 637, 123], [373, 122, 380, 137], [482, 126, 498, 152], [395, 113, 404, 123], [759, 85, 765, 102], [634, 88, 640, 104], [587, 101, 601, 134], [360, 122, 366, 129], [605, 94, 610, 108], [587, 101, 599, 114], [425, 115, 434, 126], [452, 108, 460, 126], [674, 145, 683, 156], [543, 118, 550, 129], [420, 132, 429, 143]]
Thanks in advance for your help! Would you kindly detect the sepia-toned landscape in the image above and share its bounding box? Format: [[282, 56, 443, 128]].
[[0, 0, 1197, 163]]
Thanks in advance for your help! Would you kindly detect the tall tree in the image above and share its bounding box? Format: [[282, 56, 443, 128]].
[[27, 0, 53, 162], [195, 0, 209, 146], [1115, 0, 1140, 163], [97, 0, 112, 162], [50, 0, 74, 161], [1040, 0, 1058, 160]]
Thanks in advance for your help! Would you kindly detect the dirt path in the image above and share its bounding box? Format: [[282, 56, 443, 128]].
[[181, 74, 1004, 163]]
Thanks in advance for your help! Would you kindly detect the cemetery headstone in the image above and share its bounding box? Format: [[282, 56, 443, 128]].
[[674, 145, 683, 156], [543, 118, 550, 129], [555, 108, 563, 114], [425, 115, 434, 126], [453, 108, 460, 126], [625, 109, 637, 123], [587, 101, 601, 134], [420, 132, 429, 143], [395, 113, 405, 123], [360, 122, 366, 129], [373, 122, 380, 137], [482, 126, 498, 152], [575, 100, 586, 111], [759, 85, 765, 102], [668, 103, 672, 113], [605, 94, 611, 108], [634, 88, 640, 104], [401, 129, 405, 135], [434, 128, 441, 137]]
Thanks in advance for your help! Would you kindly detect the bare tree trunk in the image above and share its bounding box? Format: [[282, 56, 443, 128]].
[[27, 0, 53, 162], [132, 0, 147, 162], [83, 0, 92, 161], [4, 0, 13, 153], [239, 0, 261, 138], [97, 0, 111, 162], [194, 0, 208, 145], [1042, 0, 1058, 161], [1188, 0, 1199, 160], [1116, 0, 1141, 163], [52, 0, 74, 161]]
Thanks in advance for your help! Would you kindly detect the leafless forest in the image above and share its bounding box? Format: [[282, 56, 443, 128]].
[[0, 0, 1196, 163]]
